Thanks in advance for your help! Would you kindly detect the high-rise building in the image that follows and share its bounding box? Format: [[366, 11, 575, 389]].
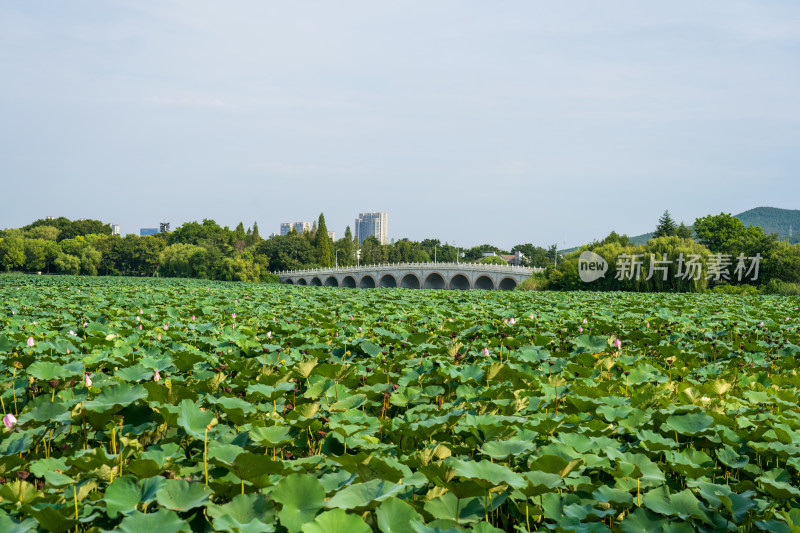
[[140, 228, 159, 236], [327, 231, 335, 241], [355, 212, 388, 245], [110, 224, 120, 236], [280, 222, 311, 235]]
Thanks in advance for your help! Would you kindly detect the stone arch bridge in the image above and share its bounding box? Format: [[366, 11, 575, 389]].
[[277, 262, 536, 291]]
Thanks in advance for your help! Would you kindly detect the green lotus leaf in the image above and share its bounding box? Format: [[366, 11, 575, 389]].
[[114, 508, 191, 533], [375, 497, 423, 533], [619, 507, 669, 533], [175, 398, 215, 439], [0, 514, 37, 533], [207, 493, 276, 533], [423, 492, 486, 525], [155, 479, 212, 511], [716, 445, 749, 469], [26, 361, 81, 381], [325, 479, 403, 510], [272, 473, 325, 533], [84, 384, 148, 412], [105, 475, 165, 518], [479, 440, 532, 460], [757, 469, 800, 500], [250, 425, 293, 447], [300, 508, 370, 533], [574, 335, 610, 353], [445, 458, 526, 490], [642, 486, 710, 523]]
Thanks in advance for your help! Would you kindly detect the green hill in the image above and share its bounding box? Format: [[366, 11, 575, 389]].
[[563, 206, 799, 253]]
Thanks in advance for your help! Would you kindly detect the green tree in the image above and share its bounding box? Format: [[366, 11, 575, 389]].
[[676, 222, 693, 240], [654, 210, 677, 238], [0, 235, 26, 271], [315, 213, 333, 267], [336, 226, 356, 267], [477, 255, 508, 266]]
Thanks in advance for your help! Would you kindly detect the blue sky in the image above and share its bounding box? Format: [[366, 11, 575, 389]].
[[1, 1, 798, 249]]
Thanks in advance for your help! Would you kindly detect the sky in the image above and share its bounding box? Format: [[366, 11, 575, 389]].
[[1, 1, 799, 250]]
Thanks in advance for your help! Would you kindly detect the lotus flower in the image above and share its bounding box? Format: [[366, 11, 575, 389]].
[[139, 309, 143, 314], [84, 373, 92, 387], [357, 327, 362, 333], [483, 347, 490, 357], [266, 331, 272, 339], [69, 330, 75, 336], [157, 333, 161, 340], [232, 313, 236, 319], [163, 324, 168, 331], [578, 326, 583, 333], [583, 318, 587, 324], [26, 337, 34, 347], [154, 370, 160, 382], [3, 413, 16, 429], [613, 339, 622, 349], [191, 315, 196, 320], [138, 324, 142, 330]]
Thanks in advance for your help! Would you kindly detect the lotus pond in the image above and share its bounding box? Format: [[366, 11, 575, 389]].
[[1, 274, 800, 532]]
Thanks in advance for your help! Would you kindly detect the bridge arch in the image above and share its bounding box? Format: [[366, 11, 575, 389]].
[[424, 272, 446, 290], [400, 273, 421, 289], [498, 277, 517, 291], [325, 276, 339, 287], [359, 275, 376, 288], [341, 275, 356, 288], [474, 275, 494, 290], [310, 277, 322, 286], [449, 274, 470, 290], [379, 274, 397, 288], [297, 278, 308, 286], [284, 278, 295, 285]]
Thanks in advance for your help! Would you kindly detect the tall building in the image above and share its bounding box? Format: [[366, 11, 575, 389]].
[[280, 222, 311, 235], [140, 228, 159, 236], [355, 212, 388, 245], [110, 224, 120, 236], [327, 231, 335, 241]]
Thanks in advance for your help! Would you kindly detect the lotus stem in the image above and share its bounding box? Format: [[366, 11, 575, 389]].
[[204, 428, 209, 486], [74, 484, 78, 520]]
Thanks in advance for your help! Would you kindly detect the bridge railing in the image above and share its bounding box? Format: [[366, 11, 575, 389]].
[[276, 262, 540, 276]]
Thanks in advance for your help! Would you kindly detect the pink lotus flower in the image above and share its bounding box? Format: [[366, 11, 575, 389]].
[[163, 324, 168, 331], [138, 324, 142, 330], [157, 333, 161, 340], [26, 337, 34, 348], [3, 413, 17, 429], [578, 326, 583, 333], [509, 318, 516, 325], [483, 347, 490, 357], [232, 313, 236, 319], [191, 315, 196, 321], [266, 331, 272, 339], [69, 330, 75, 336], [32, 321, 36, 325], [646, 322, 650, 328], [530, 314, 534, 319], [613, 339, 622, 349], [139, 309, 143, 314], [357, 327, 362, 333], [154, 370, 160, 382], [583, 318, 587, 324], [84, 373, 92, 387]]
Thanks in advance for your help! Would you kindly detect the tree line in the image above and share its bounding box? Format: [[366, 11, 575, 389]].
[[536, 210, 800, 293], [0, 214, 557, 281]]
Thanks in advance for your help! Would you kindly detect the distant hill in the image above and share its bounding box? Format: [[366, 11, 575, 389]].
[[562, 206, 799, 253]]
